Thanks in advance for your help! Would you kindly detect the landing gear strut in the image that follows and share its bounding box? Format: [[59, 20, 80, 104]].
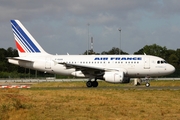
[[86, 79, 98, 87]]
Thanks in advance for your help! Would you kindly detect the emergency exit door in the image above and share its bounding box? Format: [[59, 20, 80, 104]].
[[45, 58, 51, 69]]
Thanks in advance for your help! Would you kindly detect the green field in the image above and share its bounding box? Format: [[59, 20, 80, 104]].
[[0, 81, 180, 120]]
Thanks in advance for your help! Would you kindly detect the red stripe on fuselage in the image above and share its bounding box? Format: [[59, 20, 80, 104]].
[[15, 40, 25, 52]]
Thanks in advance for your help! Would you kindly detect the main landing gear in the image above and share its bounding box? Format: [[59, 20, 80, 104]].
[[86, 79, 98, 87]]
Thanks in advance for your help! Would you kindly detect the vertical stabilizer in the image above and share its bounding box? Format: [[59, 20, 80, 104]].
[[10, 20, 48, 57]]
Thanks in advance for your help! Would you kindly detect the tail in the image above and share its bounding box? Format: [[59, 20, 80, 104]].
[[10, 20, 48, 57]]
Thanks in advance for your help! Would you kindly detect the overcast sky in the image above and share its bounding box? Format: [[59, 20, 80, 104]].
[[0, 0, 180, 54]]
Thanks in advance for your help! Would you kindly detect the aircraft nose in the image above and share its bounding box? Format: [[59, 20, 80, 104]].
[[168, 64, 175, 74]]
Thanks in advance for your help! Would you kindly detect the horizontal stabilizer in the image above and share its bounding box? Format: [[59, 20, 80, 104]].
[[7, 57, 34, 62]]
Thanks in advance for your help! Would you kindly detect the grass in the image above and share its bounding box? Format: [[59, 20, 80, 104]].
[[0, 80, 180, 120]]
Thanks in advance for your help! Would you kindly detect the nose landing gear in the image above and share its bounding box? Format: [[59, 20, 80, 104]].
[[145, 82, 150, 87], [145, 77, 150, 87], [134, 77, 151, 87]]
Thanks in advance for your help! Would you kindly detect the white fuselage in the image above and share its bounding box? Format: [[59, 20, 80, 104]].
[[8, 54, 175, 78]]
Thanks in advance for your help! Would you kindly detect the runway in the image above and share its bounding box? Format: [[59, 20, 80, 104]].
[[0, 79, 180, 90], [0, 82, 180, 90], [30, 86, 180, 90]]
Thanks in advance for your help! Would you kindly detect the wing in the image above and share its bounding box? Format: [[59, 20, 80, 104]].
[[58, 62, 120, 77]]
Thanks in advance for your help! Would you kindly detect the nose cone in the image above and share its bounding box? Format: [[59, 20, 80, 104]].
[[167, 64, 175, 74]]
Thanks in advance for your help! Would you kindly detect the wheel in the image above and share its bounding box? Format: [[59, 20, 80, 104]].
[[92, 81, 98, 87], [86, 81, 92, 87], [145, 82, 150, 87]]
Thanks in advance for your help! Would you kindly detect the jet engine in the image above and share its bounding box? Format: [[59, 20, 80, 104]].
[[103, 71, 130, 83], [103, 72, 124, 83]]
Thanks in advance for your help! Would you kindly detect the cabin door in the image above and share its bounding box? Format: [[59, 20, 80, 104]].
[[144, 57, 150, 69]]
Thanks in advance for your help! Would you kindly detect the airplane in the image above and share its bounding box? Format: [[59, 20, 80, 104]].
[[8, 20, 175, 87]]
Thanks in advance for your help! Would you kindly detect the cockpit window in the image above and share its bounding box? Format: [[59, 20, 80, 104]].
[[157, 60, 167, 64]]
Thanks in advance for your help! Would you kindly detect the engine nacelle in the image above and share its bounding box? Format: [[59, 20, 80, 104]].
[[103, 72, 124, 83]]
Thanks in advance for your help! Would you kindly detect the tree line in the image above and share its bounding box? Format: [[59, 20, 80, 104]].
[[0, 44, 179, 78]]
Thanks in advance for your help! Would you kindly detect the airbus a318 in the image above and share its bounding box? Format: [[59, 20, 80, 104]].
[[8, 20, 175, 87]]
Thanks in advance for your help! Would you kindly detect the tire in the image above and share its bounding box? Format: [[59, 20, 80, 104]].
[[145, 83, 150, 87], [92, 81, 98, 87], [86, 81, 92, 87]]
